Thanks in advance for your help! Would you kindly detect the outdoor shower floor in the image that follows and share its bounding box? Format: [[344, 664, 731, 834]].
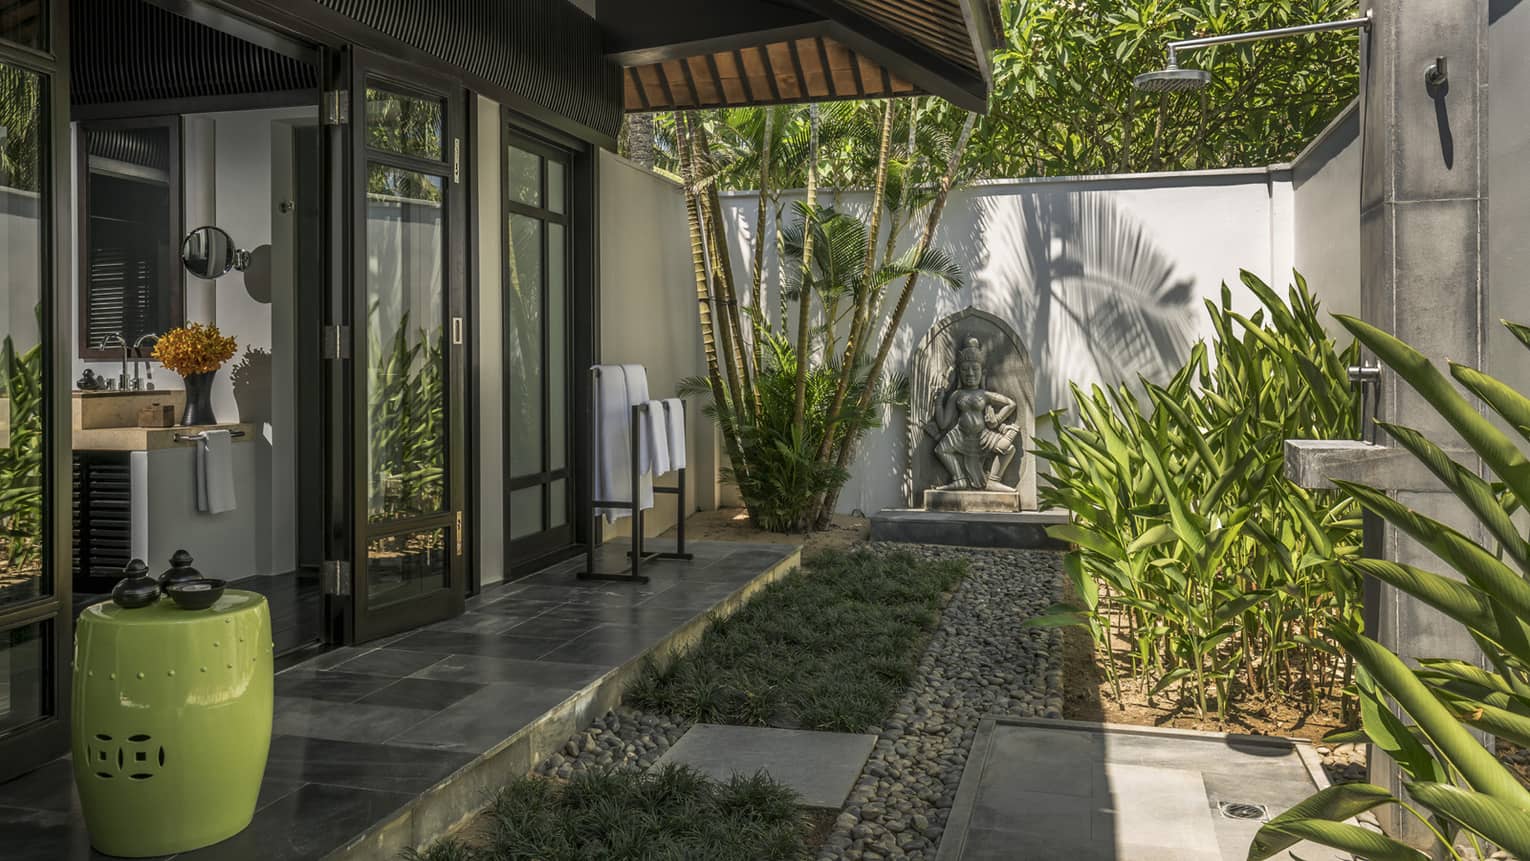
[[936, 717, 1350, 861]]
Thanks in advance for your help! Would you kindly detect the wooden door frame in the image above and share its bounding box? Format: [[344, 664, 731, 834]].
[[0, 0, 74, 782]]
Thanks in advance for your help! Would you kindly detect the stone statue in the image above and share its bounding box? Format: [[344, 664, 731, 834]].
[[922, 337, 1023, 492]]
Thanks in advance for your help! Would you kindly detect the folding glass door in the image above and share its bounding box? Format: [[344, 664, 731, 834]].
[[503, 131, 573, 565], [348, 52, 466, 641], [0, 0, 71, 781]]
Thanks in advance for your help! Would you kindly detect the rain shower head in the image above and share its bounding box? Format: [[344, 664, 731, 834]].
[[1135, 13, 1370, 94], [1133, 65, 1212, 93]]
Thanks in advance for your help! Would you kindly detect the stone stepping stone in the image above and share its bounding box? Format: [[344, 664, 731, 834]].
[[654, 724, 877, 809]]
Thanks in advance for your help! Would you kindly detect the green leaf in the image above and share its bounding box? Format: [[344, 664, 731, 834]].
[[1248, 783, 1411, 861], [1404, 782, 1530, 859], [1251, 819, 1428, 861], [1336, 627, 1530, 806], [1126, 523, 1177, 554], [1047, 523, 1123, 559]]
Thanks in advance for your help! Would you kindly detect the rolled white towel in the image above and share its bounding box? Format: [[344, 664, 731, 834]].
[[662, 398, 686, 471], [644, 400, 671, 476]]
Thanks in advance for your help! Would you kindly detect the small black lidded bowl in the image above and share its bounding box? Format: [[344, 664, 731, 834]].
[[164, 578, 227, 610]]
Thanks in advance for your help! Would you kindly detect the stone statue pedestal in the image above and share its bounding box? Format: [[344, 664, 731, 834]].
[[923, 489, 1020, 513]]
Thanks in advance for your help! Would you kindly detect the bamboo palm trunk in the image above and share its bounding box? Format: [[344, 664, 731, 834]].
[[813, 112, 975, 528], [790, 105, 820, 431], [687, 119, 748, 435], [751, 109, 774, 371], [813, 100, 895, 465], [676, 112, 747, 478], [697, 128, 755, 414]]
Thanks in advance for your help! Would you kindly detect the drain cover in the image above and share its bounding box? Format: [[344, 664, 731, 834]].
[[1219, 801, 1269, 821]]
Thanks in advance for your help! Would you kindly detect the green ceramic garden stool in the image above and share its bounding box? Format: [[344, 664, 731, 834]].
[[72, 590, 273, 857]]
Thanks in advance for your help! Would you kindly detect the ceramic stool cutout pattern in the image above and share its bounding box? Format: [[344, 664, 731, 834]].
[[72, 590, 273, 857]]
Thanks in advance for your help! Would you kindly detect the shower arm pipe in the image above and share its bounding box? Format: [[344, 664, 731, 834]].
[[1164, 12, 1372, 67]]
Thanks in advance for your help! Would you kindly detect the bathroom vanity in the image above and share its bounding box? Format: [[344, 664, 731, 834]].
[[72, 390, 261, 593]]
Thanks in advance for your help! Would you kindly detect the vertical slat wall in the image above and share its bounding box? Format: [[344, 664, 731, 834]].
[[319, 0, 623, 140]]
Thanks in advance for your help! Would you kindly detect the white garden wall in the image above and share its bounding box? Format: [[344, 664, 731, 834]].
[[717, 166, 1342, 516]]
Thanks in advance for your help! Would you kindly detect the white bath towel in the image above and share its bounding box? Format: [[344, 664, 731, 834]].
[[644, 400, 671, 476], [594, 364, 654, 522], [662, 398, 686, 471], [195, 429, 236, 514]]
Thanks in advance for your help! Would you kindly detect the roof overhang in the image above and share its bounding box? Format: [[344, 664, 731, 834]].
[[598, 0, 998, 113]]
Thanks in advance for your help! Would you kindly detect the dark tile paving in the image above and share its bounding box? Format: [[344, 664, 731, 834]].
[[0, 540, 798, 860]]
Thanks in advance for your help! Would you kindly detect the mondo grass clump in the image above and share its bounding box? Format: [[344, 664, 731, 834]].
[[408, 764, 812, 861], [628, 548, 965, 732]]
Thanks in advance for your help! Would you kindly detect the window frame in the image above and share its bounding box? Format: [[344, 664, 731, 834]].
[[75, 115, 184, 362]]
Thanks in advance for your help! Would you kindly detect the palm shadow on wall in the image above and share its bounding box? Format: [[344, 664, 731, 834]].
[[999, 191, 1198, 418]]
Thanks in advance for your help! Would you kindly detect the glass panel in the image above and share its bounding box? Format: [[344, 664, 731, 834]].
[[83, 125, 177, 354], [365, 86, 444, 160], [507, 146, 540, 209], [506, 213, 542, 476], [0, 64, 46, 608], [547, 160, 565, 214], [548, 223, 566, 470], [0, 621, 47, 733], [509, 487, 541, 539], [549, 479, 567, 529], [0, 1, 44, 51], [367, 528, 447, 610], [365, 164, 447, 522]]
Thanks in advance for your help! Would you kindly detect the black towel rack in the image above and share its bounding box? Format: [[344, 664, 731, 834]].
[[581, 366, 692, 583]]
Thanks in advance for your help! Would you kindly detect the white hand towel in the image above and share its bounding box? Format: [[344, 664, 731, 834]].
[[620, 364, 654, 512], [196, 429, 236, 514], [644, 400, 671, 476], [593, 364, 654, 522], [662, 398, 686, 471]]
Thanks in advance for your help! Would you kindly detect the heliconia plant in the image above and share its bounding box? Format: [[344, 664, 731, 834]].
[[1028, 271, 1364, 718], [1249, 316, 1530, 861]]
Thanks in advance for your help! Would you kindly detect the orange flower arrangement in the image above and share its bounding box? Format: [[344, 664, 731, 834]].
[[152, 323, 238, 376]]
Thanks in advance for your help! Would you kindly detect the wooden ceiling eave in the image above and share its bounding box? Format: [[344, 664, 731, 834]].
[[623, 34, 922, 113]]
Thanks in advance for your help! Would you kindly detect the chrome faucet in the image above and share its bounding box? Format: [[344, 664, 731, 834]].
[[99, 333, 129, 390], [131, 333, 159, 391]]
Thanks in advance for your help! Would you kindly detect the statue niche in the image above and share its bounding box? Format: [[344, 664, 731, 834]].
[[906, 308, 1036, 512], [925, 337, 1022, 491]]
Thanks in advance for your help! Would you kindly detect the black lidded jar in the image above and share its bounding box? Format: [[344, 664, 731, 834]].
[[111, 559, 160, 609], [158, 549, 203, 595]]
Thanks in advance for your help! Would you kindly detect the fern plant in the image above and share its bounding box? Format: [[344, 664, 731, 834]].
[[1250, 316, 1530, 861]]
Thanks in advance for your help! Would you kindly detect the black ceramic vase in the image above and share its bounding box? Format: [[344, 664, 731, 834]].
[[111, 560, 160, 609], [159, 549, 203, 595], [180, 371, 217, 426]]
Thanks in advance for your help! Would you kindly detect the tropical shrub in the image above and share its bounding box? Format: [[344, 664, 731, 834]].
[[0, 331, 43, 576], [1251, 317, 1530, 861], [1031, 271, 1363, 717], [672, 105, 972, 531]]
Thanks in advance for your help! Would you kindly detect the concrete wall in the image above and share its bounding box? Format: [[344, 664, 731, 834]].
[[1292, 102, 1363, 331], [719, 169, 1308, 515], [1489, 0, 1530, 397], [597, 151, 711, 539]]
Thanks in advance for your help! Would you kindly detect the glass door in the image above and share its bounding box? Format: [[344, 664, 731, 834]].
[[0, 0, 71, 781], [503, 131, 573, 565], [348, 52, 466, 642]]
